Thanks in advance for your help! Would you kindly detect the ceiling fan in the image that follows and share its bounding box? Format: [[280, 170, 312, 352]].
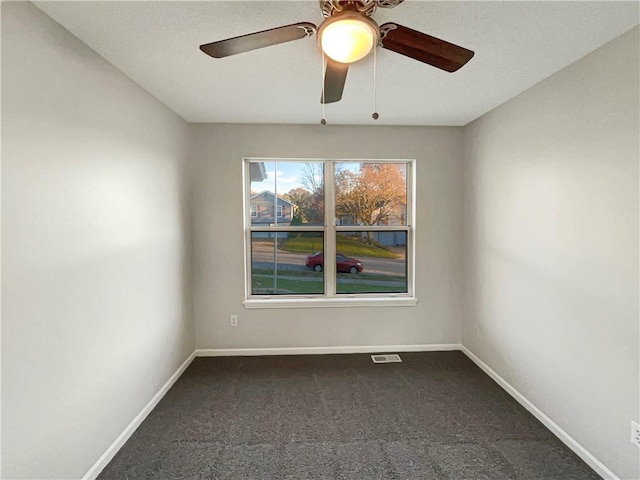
[[199, 0, 474, 105]]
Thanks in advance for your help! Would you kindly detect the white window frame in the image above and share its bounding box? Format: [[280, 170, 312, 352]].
[[250, 205, 257, 218], [243, 157, 417, 309], [275, 205, 283, 218]]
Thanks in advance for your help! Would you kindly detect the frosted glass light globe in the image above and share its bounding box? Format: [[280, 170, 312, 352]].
[[320, 17, 377, 63]]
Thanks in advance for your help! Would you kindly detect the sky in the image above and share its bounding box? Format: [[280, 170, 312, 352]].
[[251, 161, 322, 195], [251, 161, 373, 195]]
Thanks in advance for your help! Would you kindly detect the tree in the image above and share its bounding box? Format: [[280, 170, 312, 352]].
[[284, 188, 313, 223], [335, 163, 406, 243], [283, 163, 325, 224], [300, 162, 324, 194], [284, 187, 323, 225]]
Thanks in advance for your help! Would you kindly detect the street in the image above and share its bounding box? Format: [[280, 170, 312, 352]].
[[251, 242, 406, 276]]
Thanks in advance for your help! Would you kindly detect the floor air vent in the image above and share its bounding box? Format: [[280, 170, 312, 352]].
[[371, 354, 402, 364]]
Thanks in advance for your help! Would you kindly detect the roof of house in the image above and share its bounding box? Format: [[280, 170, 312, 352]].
[[250, 191, 294, 207]]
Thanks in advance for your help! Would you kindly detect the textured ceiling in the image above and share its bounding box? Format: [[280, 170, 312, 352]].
[[35, 1, 639, 126]]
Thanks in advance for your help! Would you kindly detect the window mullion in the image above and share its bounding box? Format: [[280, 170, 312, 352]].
[[335, 225, 410, 232], [325, 161, 337, 296]]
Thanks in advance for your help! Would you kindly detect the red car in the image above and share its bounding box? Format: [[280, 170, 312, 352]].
[[305, 252, 364, 274]]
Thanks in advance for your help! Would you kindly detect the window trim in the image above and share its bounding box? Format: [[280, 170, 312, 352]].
[[243, 157, 416, 308], [250, 205, 257, 218]]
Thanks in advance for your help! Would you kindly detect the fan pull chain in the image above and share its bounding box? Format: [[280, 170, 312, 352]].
[[321, 54, 327, 125], [372, 46, 379, 120]]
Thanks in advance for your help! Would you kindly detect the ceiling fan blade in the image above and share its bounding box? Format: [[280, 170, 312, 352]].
[[200, 22, 316, 58], [321, 58, 349, 104], [380, 23, 474, 72]]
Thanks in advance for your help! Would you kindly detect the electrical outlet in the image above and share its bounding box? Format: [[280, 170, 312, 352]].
[[230, 315, 238, 327], [631, 421, 640, 448]]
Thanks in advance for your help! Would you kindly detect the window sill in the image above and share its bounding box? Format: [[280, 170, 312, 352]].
[[243, 296, 418, 309]]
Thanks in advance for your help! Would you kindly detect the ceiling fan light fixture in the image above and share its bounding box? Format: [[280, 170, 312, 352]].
[[199, 2, 475, 106], [319, 13, 379, 64]]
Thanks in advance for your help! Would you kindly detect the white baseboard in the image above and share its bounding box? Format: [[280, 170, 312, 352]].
[[82, 351, 196, 480], [196, 343, 462, 357], [460, 345, 618, 480]]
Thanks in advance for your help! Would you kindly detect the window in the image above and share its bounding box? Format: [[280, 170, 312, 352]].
[[244, 158, 416, 308]]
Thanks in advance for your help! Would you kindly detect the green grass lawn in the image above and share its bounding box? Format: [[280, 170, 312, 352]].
[[252, 270, 407, 295], [335, 283, 407, 293], [279, 235, 397, 259], [252, 275, 323, 294], [252, 268, 404, 283], [252, 275, 405, 294]]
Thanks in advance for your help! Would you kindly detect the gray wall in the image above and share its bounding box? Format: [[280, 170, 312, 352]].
[[463, 27, 639, 480], [189, 124, 465, 349], [1, 3, 194, 478], [3, 3, 638, 479]]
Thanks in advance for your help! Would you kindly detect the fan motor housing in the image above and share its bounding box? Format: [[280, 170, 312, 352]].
[[321, 0, 404, 18], [321, 0, 376, 18]]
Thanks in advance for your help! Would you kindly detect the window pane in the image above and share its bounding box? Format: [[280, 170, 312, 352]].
[[335, 162, 407, 226], [249, 161, 324, 227], [335, 231, 407, 294], [249, 161, 275, 226], [251, 232, 324, 295]]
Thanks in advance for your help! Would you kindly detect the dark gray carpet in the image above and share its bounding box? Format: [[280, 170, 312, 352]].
[[98, 352, 600, 480]]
